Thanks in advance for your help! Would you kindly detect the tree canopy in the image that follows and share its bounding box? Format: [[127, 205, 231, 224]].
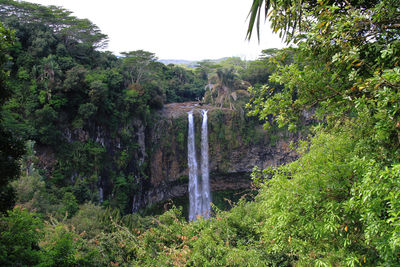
[[0, 0, 108, 48], [0, 22, 24, 213], [245, 0, 400, 264]]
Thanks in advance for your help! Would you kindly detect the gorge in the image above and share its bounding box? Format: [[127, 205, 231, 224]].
[[133, 102, 300, 215]]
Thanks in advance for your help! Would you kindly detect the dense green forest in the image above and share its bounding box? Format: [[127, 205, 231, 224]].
[[1, 0, 400, 265]]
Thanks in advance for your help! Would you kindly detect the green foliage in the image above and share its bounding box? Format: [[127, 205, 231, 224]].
[[218, 57, 247, 74], [121, 50, 157, 84], [0, 127, 25, 212], [0, 207, 44, 266], [42, 226, 80, 266], [162, 64, 207, 103], [0, 207, 101, 266], [247, 0, 400, 131], [194, 60, 221, 80], [0, 21, 15, 101], [239, 48, 291, 91], [11, 166, 48, 211], [245, 0, 400, 265], [0, 0, 108, 48], [94, 204, 273, 266], [34, 104, 61, 145], [60, 192, 79, 218], [0, 198, 299, 266], [255, 130, 358, 263], [41, 222, 101, 267], [350, 161, 400, 264], [78, 102, 97, 120], [69, 203, 104, 239], [247, 122, 400, 265], [110, 173, 134, 213], [0, 22, 25, 213]]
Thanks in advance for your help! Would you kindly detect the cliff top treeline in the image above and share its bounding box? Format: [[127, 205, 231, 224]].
[[1, 0, 400, 265]]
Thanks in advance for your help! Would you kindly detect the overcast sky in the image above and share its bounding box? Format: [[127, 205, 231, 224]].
[[27, 0, 285, 61]]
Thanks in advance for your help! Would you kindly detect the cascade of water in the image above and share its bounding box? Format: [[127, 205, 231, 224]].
[[99, 187, 104, 203], [187, 109, 212, 221], [188, 111, 201, 221], [200, 109, 211, 218]]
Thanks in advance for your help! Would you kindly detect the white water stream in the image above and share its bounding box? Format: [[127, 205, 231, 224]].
[[188, 111, 200, 221], [188, 109, 211, 221], [200, 110, 211, 219]]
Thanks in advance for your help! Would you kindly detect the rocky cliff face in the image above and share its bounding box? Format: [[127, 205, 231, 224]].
[[141, 102, 299, 208], [34, 101, 300, 213], [35, 117, 148, 213]]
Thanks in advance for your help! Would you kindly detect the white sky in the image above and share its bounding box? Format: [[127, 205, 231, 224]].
[[27, 0, 285, 61]]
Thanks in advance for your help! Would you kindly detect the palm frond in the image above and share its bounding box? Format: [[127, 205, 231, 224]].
[[246, 0, 270, 41]]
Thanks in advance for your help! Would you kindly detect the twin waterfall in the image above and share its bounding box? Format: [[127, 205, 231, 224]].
[[188, 110, 211, 221]]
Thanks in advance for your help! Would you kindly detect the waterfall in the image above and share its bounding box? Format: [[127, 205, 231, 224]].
[[99, 187, 104, 203], [188, 111, 201, 221], [188, 109, 211, 221], [200, 110, 211, 218]]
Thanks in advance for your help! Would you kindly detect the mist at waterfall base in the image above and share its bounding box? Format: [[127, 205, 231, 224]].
[[188, 110, 211, 221]]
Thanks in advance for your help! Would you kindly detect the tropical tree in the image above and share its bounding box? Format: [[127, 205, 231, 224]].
[[239, 48, 292, 87], [0, 0, 108, 49], [194, 60, 221, 81], [203, 67, 251, 110], [121, 50, 157, 85], [218, 57, 247, 74]]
